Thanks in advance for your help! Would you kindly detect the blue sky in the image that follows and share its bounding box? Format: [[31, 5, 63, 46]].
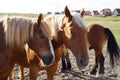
[[0, 0, 120, 13]]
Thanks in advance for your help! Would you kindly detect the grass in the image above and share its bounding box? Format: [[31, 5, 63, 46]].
[[0, 13, 38, 18], [0, 13, 48, 18], [0, 13, 120, 42]]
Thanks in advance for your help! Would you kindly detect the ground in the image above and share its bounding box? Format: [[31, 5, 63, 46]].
[[12, 43, 120, 80]]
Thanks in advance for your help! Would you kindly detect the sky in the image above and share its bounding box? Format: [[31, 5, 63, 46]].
[[0, 0, 120, 14]]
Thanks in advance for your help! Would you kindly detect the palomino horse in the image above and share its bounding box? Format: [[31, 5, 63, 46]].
[[61, 9, 120, 77], [0, 14, 54, 79], [10, 6, 89, 80], [9, 14, 55, 80]]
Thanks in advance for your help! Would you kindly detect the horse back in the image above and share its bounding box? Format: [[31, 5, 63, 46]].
[[87, 24, 107, 50]]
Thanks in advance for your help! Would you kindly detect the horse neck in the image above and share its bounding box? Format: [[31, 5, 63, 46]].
[[52, 30, 63, 49], [0, 21, 4, 37], [0, 21, 7, 50]]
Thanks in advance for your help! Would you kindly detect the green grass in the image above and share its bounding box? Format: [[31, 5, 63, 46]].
[[0, 13, 48, 18], [0, 13, 120, 42], [0, 13, 38, 18]]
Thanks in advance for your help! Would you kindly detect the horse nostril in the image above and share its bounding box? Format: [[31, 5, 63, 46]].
[[42, 55, 53, 65], [80, 59, 83, 65]]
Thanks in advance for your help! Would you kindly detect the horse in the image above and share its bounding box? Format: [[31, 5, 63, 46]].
[[61, 9, 120, 77], [9, 14, 55, 80], [87, 23, 120, 77], [10, 6, 89, 80], [0, 14, 55, 80]]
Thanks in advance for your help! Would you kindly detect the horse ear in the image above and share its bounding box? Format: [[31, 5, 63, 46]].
[[80, 8, 85, 18], [64, 6, 72, 21], [37, 13, 43, 26]]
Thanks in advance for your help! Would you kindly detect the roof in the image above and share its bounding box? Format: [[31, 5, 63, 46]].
[[115, 8, 120, 13]]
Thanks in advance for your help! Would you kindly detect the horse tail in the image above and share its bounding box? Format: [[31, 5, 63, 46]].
[[104, 28, 120, 67]]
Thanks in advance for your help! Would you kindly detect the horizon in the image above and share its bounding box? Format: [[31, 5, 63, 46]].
[[0, 0, 120, 14]]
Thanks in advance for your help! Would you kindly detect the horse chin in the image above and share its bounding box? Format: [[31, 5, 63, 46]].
[[76, 58, 88, 70], [39, 60, 53, 67]]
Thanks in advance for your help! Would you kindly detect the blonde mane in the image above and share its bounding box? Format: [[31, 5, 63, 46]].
[[71, 12, 87, 29], [40, 20, 53, 40], [3, 16, 35, 47], [44, 15, 64, 40]]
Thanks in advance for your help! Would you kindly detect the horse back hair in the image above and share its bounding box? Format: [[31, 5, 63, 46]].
[[104, 28, 120, 67]]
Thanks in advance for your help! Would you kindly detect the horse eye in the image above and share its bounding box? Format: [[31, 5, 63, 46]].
[[70, 30, 75, 36], [71, 30, 73, 34]]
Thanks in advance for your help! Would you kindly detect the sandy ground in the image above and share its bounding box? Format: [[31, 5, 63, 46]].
[[12, 43, 120, 80]]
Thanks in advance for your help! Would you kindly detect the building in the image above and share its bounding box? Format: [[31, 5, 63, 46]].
[[91, 10, 99, 16], [113, 8, 120, 16], [100, 8, 112, 16]]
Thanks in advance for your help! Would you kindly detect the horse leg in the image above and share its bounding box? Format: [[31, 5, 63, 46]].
[[1, 71, 12, 80], [29, 65, 39, 80], [61, 54, 67, 71], [90, 54, 98, 75], [90, 50, 105, 77], [0, 77, 8, 80], [46, 64, 58, 80], [0, 73, 9, 80], [9, 70, 14, 80], [66, 53, 71, 70], [97, 53, 105, 77], [47, 47, 62, 80], [19, 66, 24, 80]]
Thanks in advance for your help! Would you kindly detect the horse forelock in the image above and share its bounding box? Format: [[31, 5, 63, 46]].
[[40, 20, 53, 40], [44, 15, 64, 40], [71, 12, 87, 30], [3, 16, 35, 47]]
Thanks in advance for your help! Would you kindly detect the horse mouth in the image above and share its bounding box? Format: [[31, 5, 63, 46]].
[[38, 54, 54, 67], [76, 58, 88, 69], [39, 59, 53, 67]]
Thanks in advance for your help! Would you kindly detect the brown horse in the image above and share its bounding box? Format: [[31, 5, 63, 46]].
[[87, 23, 120, 77], [10, 6, 89, 80], [61, 9, 120, 77], [0, 14, 54, 80]]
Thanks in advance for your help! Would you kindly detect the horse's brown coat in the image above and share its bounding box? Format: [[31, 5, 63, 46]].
[[0, 14, 54, 79]]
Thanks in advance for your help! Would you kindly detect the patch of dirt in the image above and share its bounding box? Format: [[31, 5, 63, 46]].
[[12, 44, 120, 80]]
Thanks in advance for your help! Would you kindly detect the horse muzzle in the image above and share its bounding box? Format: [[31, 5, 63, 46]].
[[76, 57, 89, 69], [39, 52, 54, 67], [42, 54, 54, 65]]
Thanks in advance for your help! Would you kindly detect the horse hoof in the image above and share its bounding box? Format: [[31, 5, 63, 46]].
[[96, 73, 104, 78], [58, 69, 66, 73], [67, 65, 71, 70], [90, 70, 97, 75]]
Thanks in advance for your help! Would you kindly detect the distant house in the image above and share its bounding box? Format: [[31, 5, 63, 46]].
[[91, 10, 99, 16], [72, 10, 91, 16], [47, 12, 52, 14], [54, 12, 60, 14], [113, 8, 120, 16], [71, 10, 80, 13], [84, 11, 91, 16], [100, 8, 112, 16]]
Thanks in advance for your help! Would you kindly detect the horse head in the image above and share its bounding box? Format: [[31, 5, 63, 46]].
[[27, 14, 54, 66], [61, 6, 89, 69]]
